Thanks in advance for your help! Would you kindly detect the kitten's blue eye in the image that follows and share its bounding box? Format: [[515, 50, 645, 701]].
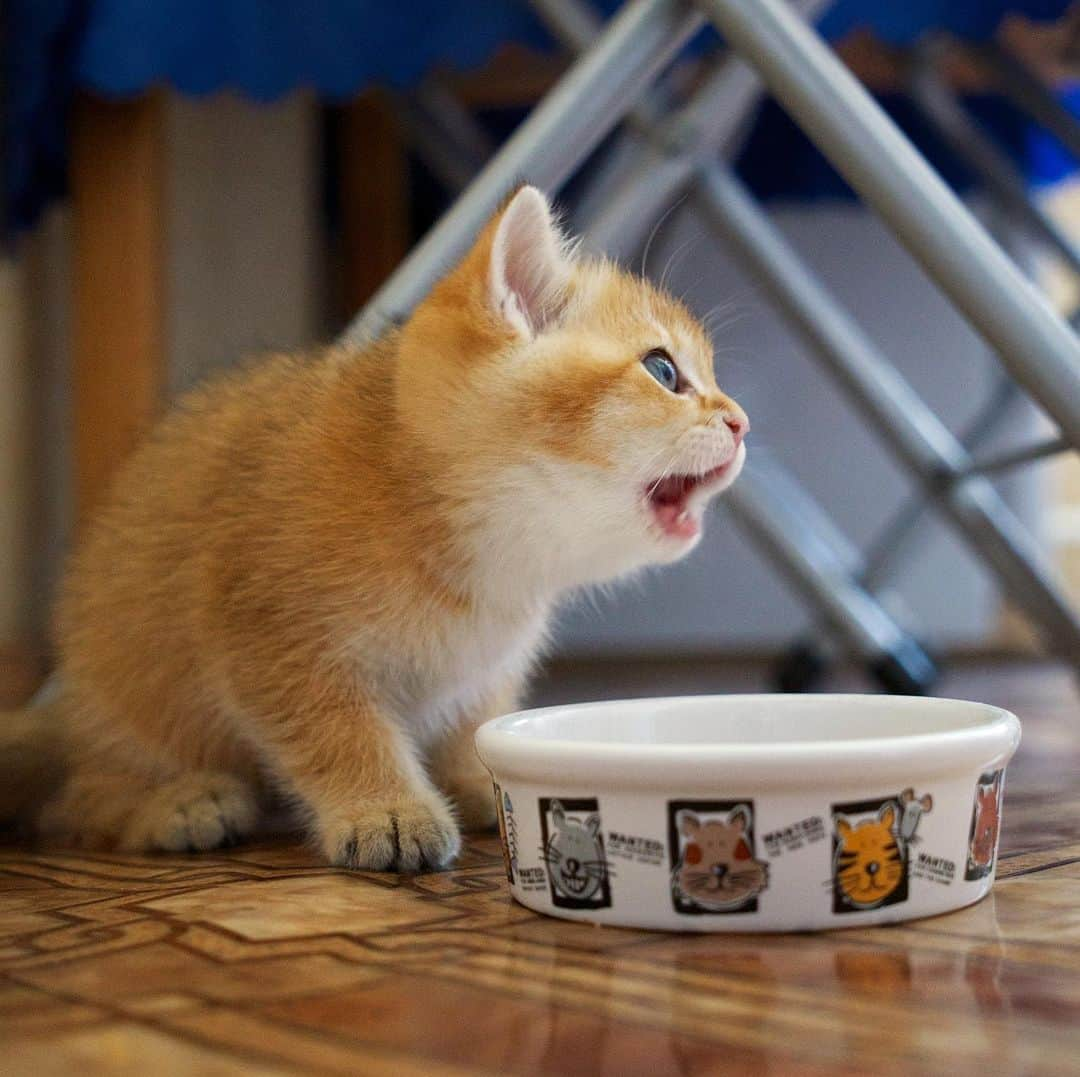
[[642, 349, 679, 393]]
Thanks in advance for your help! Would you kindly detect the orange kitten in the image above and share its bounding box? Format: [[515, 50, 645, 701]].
[[4, 187, 747, 870]]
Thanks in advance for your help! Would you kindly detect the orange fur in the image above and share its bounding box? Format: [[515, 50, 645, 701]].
[[21, 187, 748, 870]]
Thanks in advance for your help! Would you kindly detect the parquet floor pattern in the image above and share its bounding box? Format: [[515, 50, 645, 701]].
[[2, 663, 1078, 1075]]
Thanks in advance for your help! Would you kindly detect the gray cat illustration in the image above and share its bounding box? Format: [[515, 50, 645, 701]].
[[542, 799, 608, 904]]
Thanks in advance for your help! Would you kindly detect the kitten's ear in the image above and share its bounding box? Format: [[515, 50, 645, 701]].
[[550, 800, 566, 828], [835, 816, 852, 839], [879, 804, 897, 830], [488, 186, 572, 338], [585, 814, 601, 838]]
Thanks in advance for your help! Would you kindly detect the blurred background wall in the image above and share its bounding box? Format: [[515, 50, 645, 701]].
[[1, 92, 326, 697]]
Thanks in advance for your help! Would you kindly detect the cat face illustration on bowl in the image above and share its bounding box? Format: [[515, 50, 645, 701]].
[[970, 786, 1000, 867], [833, 803, 906, 909], [966, 770, 1004, 879], [541, 799, 610, 906], [672, 806, 769, 912]]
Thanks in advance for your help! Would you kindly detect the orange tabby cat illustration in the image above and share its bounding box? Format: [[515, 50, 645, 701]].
[[834, 804, 905, 909], [1, 186, 748, 870]]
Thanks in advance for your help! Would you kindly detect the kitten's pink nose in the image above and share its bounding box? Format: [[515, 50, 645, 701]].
[[724, 413, 748, 445]]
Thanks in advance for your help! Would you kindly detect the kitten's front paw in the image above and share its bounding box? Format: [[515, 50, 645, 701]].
[[322, 793, 461, 872], [120, 773, 258, 853]]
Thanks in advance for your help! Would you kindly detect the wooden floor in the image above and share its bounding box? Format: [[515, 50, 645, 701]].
[[2, 661, 1078, 1076]]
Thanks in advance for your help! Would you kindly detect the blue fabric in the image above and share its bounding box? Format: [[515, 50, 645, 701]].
[[737, 90, 1080, 202], [4, 0, 91, 243], [74, 1, 554, 101], [1028, 83, 1080, 184], [740, 0, 1079, 198], [3, 0, 1078, 239], [817, 0, 1072, 45], [66, 0, 1076, 101]]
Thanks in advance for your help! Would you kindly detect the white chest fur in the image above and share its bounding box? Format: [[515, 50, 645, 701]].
[[350, 602, 551, 738]]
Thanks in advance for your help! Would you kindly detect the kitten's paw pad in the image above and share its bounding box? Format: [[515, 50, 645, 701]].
[[326, 798, 461, 873], [121, 775, 258, 853]]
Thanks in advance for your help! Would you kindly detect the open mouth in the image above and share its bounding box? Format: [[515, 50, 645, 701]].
[[645, 461, 733, 540]]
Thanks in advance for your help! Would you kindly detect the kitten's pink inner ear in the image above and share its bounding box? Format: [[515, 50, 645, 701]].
[[489, 186, 570, 338]]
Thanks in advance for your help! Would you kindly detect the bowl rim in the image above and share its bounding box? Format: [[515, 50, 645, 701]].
[[474, 693, 1022, 790]]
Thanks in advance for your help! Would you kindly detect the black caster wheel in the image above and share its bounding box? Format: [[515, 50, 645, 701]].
[[774, 642, 830, 693], [870, 637, 939, 695]]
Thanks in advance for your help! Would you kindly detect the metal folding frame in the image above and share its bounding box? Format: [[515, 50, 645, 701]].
[[534, 0, 1080, 669], [907, 39, 1080, 281], [344, 0, 1080, 679], [777, 36, 1080, 672], [977, 38, 1080, 164], [695, 164, 1080, 661], [396, 79, 493, 192], [558, 10, 1078, 650], [700, 0, 1080, 451], [344, 0, 704, 344]]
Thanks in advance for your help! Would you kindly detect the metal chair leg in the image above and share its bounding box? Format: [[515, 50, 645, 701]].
[[695, 162, 1080, 665], [728, 468, 937, 693], [535, 0, 1080, 666], [534, 0, 830, 259], [976, 39, 1080, 164], [697, 0, 1080, 451], [908, 39, 1080, 278], [343, 0, 702, 343]]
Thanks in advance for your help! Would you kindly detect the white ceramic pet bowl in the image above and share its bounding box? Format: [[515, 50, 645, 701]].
[[475, 694, 1020, 932]]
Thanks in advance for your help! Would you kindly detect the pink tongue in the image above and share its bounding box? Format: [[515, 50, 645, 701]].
[[654, 502, 699, 539]]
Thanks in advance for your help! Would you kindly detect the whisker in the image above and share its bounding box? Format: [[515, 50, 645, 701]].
[[700, 300, 745, 338], [635, 440, 679, 481], [642, 448, 683, 499], [657, 233, 698, 295], [640, 193, 689, 279]]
